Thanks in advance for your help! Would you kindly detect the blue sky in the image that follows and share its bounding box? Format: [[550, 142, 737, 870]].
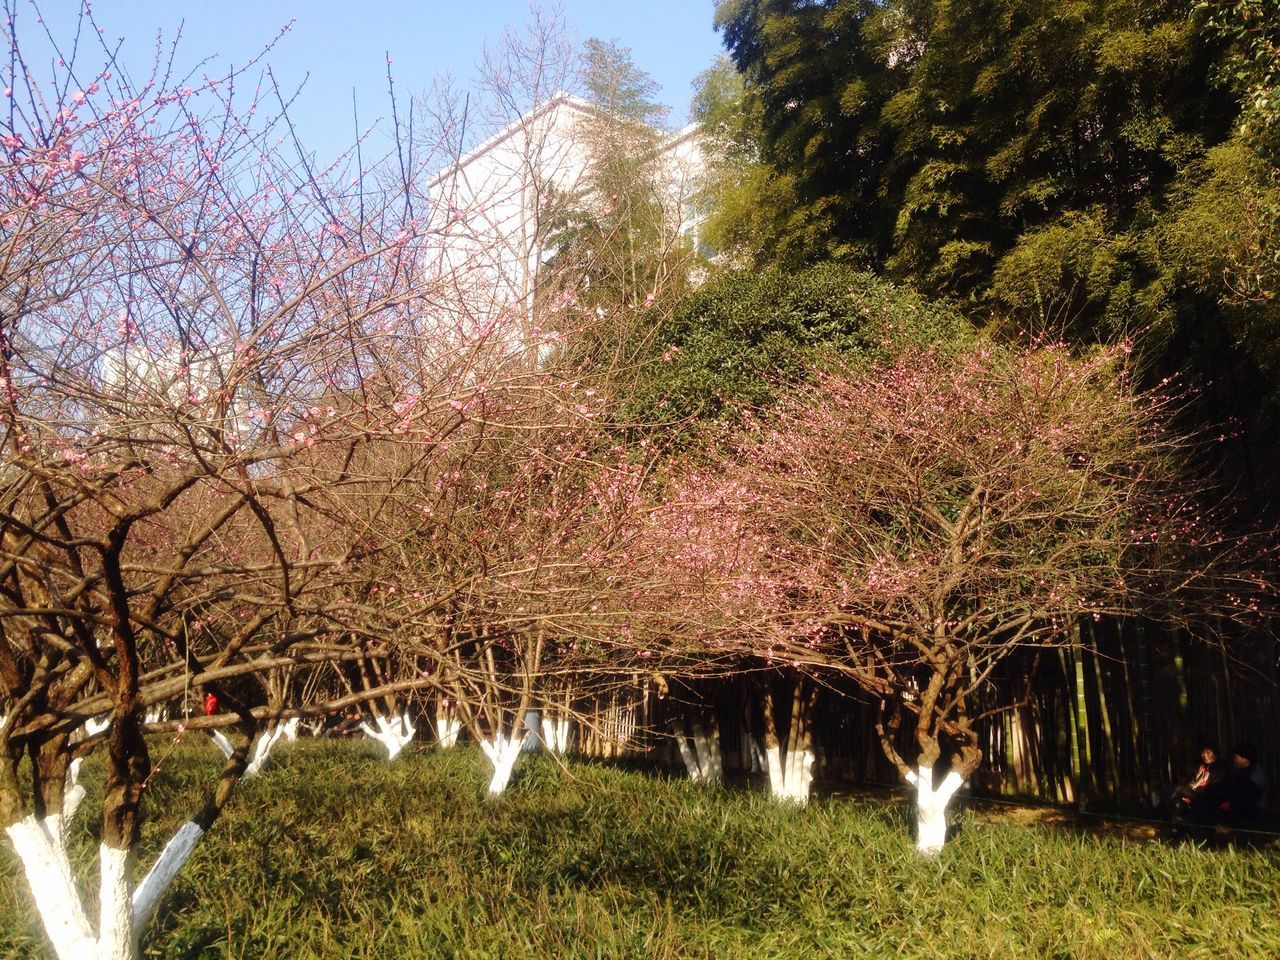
[[28, 2, 726, 164]]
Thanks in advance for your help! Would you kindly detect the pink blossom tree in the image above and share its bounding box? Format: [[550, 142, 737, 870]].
[[384, 390, 660, 793], [0, 8, 595, 956], [646, 343, 1269, 850]]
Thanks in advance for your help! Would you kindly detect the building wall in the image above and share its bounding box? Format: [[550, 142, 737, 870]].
[[426, 94, 706, 344]]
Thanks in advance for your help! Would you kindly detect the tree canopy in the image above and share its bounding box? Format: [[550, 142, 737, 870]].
[[618, 263, 972, 439], [706, 0, 1280, 509]]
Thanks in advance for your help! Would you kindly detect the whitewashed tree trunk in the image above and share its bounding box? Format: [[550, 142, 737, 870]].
[[906, 766, 964, 854], [7, 812, 239, 959], [360, 713, 416, 761], [58, 757, 86, 839], [538, 690, 573, 755], [208, 729, 234, 759], [3, 817, 160, 960], [541, 710, 571, 754], [521, 710, 542, 752], [434, 700, 461, 748], [5, 815, 97, 959], [98, 720, 300, 948], [208, 723, 290, 777], [757, 680, 816, 805], [480, 732, 527, 795], [674, 720, 722, 784], [745, 729, 765, 774], [85, 715, 110, 738], [131, 821, 204, 929], [244, 724, 286, 777], [761, 737, 814, 804], [98, 844, 135, 960]]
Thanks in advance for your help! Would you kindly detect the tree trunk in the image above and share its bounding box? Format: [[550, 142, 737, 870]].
[[4, 814, 99, 959], [672, 706, 722, 784], [541, 698, 572, 754], [906, 765, 965, 855], [4, 727, 252, 959], [758, 677, 815, 804], [209, 720, 292, 776], [434, 698, 461, 748], [360, 712, 416, 761], [480, 732, 527, 795]]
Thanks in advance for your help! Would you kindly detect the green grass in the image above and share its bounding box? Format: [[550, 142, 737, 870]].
[[3, 741, 1279, 958]]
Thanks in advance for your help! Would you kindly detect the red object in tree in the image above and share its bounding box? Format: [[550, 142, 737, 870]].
[[203, 692, 219, 716]]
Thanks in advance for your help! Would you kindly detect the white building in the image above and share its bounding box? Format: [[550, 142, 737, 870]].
[[425, 92, 706, 345]]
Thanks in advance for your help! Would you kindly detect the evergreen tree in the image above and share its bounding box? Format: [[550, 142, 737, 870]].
[[540, 39, 702, 381], [689, 56, 799, 264], [581, 37, 668, 126], [715, 0, 904, 265]]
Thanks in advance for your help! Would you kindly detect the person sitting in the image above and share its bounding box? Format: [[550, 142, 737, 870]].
[[1218, 740, 1269, 826], [1169, 743, 1225, 824]]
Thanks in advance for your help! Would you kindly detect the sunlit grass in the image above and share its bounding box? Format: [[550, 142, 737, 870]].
[[3, 740, 1278, 958]]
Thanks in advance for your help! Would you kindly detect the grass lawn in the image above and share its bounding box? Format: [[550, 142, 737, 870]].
[[3, 740, 1278, 959]]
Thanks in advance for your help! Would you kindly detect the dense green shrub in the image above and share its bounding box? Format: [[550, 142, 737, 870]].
[[623, 264, 971, 438]]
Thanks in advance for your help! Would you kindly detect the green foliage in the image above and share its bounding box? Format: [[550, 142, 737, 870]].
[[542, 38, 701, 371], [711, 0, 1239, 319], [1200, 0, 1280, 159], [1163, 140, 1280, 307], [990, 208, 1172, 341], [709, 0, 1280, 509], [1158, 138, 1280, 436], [581, 38, 668, 127], [621, 264, 971, 434], [883, 0, 1230, 319], [688, 57, 798, 265], [691, 57, 754, 152], [4, 743, 1279, 958], [711, 1, 904, 267]]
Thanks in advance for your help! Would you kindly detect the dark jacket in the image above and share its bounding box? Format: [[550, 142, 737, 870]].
[[1223, 762, 1269, 822]]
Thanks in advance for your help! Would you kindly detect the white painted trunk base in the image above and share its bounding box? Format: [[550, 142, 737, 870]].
[[745, 732, 765, 774], [906, 766, 964, 854], [435, 702, 461, 749], [5, 815, 97, 959], [209, 729, 234, 760], [132, 821, 205, 929], [245, 724, 287, 777], [98, 845, 134, 960], [674, 735, 702, 781], [541, 713, 572, 754], [763, 742, 814, 804], [5, 721, 300, 959], [361, 714, 416, 761], [33, 759, 87, 857], [42, 812, 69, 856], [6, 815, 216, 959], [209, 721, 293, 776], [63, 757, 86, 828], [522, 711, 543, 752], [676, 723, 722, 784], [481, 733, 527, 795], [84, 715, 110, 738]]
